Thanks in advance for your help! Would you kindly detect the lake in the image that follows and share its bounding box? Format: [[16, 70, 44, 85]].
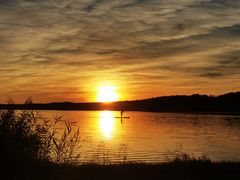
[[42, 110, 240, 163]]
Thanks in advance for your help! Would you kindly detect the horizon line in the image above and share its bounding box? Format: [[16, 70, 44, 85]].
[[1, 91, 239, 105]]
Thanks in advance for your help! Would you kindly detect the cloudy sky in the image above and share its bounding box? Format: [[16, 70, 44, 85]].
[[0, 0, 240, 103]]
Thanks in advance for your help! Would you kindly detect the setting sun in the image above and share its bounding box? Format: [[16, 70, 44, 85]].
[[97, 86, 119, 102]]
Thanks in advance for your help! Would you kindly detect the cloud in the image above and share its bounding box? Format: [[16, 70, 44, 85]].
[[200, 72, 223, 78], [0, 0, 240, 102]]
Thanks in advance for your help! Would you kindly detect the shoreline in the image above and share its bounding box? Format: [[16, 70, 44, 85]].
[[2, 161, 240, 180]]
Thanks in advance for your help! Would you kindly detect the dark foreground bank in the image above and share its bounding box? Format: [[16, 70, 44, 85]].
[[1, 161, 240, 180]]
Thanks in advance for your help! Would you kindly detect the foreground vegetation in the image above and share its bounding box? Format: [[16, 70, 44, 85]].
[[1, 108, 240, 180], [2, 160, 240, 180]]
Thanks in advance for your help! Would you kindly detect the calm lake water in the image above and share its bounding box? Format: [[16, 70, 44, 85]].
[[42, 110, 240, 163]]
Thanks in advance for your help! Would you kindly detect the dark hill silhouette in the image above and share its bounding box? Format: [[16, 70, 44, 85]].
[[1, 92, 240, 113]]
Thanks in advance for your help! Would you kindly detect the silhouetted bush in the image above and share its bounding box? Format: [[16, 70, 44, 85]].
[[51, 117, 81, 165], [0, 109, 52, 164], [164, 151, 211, 163], [0, 108, 81, 166]]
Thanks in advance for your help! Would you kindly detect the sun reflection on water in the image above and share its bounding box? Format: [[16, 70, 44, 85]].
[[99, 111, 115, 139]]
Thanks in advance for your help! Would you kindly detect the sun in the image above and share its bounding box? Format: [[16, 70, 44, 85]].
[[97, 86, 119, 102]]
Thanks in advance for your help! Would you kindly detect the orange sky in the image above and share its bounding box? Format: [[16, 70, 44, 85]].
[[0, 0, 240, 103]]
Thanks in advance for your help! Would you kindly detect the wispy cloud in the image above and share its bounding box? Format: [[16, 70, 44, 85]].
[[0, 0, 240, 102]]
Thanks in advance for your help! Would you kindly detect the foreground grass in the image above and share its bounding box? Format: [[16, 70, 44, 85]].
[[1, 160, 240, 180]]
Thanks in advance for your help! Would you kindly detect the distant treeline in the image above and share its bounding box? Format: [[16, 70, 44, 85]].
[[1, 92, 240, 113]]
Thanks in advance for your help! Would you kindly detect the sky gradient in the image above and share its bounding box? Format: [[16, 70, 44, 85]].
[[0, 0, 240, 103]]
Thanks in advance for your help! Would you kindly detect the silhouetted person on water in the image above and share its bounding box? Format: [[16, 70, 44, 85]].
[[120, 111, 124, 117], [120, 111, 124, 124]]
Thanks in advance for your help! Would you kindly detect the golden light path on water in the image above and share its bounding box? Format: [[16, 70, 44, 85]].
[[99, 111, 115, 139]]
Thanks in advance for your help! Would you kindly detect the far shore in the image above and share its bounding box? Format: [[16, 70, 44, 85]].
[[1, 92, 239, 114]]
